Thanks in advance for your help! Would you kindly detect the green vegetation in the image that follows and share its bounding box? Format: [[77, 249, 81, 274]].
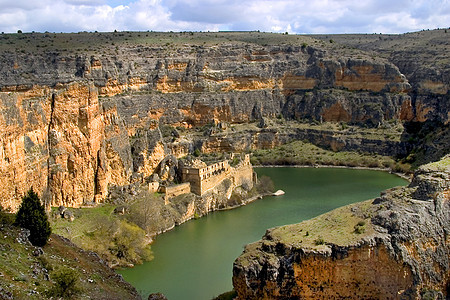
[[0, 31, 317, 56], [267, 199, 376, 249], [51, 204, 152, 267], [354, 220, 366, 234], [46, 267, 81, 298], [314, 236, 325, 245], [420, 154, 450, 172], [213, 290, 238, 300], [0, 222, 139, 299], [251, 140, 409, 171], [15, 189, 51, 247], [0, 205, 14, 225]]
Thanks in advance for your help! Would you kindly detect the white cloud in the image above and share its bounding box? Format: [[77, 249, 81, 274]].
[[0, 0, 448, 33]]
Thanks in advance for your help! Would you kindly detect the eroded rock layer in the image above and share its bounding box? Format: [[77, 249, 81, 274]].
[[0, 31, 448, 209], [233, 156, 450, 299]]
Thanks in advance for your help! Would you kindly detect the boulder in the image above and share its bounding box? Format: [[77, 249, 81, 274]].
[[62, 210, 75, 221], [148, 293, 168, 300]]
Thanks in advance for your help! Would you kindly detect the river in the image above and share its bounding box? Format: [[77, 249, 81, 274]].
[[118, 167, 408, 300]]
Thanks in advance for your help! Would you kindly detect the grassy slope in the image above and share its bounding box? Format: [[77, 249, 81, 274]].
[[0, 223, 140, 299], [0, 30, 384, 62], [250, 140, 410, 172], [266, 199, 375, 250], [51, 202, 154, 268], [311, 29, 450, 69]]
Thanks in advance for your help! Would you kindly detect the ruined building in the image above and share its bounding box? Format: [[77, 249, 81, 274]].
[[181, 154, 253, 196]]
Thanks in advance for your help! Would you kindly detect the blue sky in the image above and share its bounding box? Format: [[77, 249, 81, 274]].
[[0, 0, 449, 34]]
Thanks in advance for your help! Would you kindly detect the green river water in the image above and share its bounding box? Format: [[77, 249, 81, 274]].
[[118, 167, 408, 300]]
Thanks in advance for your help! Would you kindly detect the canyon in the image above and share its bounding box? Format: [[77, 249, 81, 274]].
[[0, 29, 448, 298], [0, 30, 448, 211]]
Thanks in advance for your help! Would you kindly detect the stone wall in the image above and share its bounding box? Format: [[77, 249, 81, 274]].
[[181, 155, 252, 196], [159, 183, 191, 203], [182, 160, 230, 195]]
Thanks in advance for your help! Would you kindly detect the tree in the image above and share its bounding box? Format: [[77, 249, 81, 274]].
[[15, 188, 51, 247]]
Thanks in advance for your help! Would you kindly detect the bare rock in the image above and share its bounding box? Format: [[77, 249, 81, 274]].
[[148, 292, 168, 300]]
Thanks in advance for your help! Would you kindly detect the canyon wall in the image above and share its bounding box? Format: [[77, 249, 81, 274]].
[[0, 31, 448, 209], [233, 155, 450, 299]]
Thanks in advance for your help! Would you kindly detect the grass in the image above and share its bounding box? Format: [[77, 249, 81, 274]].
[[420, 154, 450, 172], [51, 203, 152, 268], [0, 224, 139, 299], [0, 30, 381, 63], [266, 199, 376, 249], [250, 140, 403, 170], [51, 204, 115, 241]]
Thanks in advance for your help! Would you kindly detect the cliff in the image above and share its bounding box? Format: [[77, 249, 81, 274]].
[[232, 155, 450, 299], [0, 30, 448, 210]]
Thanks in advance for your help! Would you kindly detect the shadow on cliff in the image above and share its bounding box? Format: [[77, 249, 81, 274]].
[[400, 120, 450, 167]]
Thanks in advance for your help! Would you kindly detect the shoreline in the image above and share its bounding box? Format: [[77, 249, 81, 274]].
[[253, 164, 412, 181]]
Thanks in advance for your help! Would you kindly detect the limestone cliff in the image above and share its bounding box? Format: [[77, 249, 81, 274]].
[[232, 155, 450, 299], [0, 31, 447, 209], [312, 29, 450, 126]]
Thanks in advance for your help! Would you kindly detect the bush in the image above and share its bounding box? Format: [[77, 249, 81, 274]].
[[15, 188, 51, 247], [314, 236, 325, 245], [0, 205, 14, 225], [256, 176, 275, 193], [193, 148, 201, 157], [109, 221, 152, 264], [354, 220, 366, 234], [48, 267, 81, 298]]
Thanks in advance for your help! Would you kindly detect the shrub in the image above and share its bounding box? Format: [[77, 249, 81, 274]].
[[256, 176, 275, 193], [193, 148, 201, 157], [109, 221, 152, 264], [48, 267, 81, 298], [354, 220, 366, 234], [314, 236, 325, 245], [0, 205, 14, 225], [15, 188, 51, 247]]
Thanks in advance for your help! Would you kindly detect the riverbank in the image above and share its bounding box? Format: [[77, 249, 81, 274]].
[[250, 140, 412, 174], [51, 162, 409, 270], [254, 164, 412, 181]]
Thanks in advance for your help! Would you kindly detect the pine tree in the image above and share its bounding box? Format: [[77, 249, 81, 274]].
[[15, 188, 51, 247]]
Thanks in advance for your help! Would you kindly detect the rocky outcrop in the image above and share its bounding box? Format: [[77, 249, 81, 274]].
[[233, 155, 450, 299], [312, 29, 450, 126]]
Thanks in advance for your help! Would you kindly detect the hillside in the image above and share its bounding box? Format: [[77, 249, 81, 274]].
[[0, 220, 141, 299]]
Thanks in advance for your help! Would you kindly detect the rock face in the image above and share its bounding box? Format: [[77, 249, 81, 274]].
[[0, 31, 447, 209], [232, 155, 450, 299]]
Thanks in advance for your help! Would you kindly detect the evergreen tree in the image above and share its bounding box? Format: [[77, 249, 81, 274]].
[[15, 188, 51, 247]]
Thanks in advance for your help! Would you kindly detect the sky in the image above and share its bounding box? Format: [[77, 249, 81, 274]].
[[0, 0, 449, 34]]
